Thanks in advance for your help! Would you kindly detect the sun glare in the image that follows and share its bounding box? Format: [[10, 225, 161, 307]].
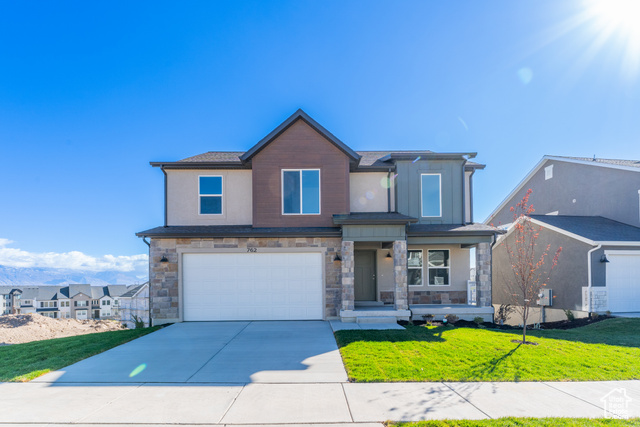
[[584, 0, 640, 76]]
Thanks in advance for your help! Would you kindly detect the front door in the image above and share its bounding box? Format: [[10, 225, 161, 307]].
[[355, 250, 376, 301]]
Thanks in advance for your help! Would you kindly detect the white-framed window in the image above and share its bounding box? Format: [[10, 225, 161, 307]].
[[427, 249, 450, 286], [407, 250, 423, 286], [75, 300, 88, 307], [60, 301, 69, 307], [545, 165, 553, 180], [40, 301, 57, 308], [421, 174, 442, 217], [199, 175, 223, 215], [22, 300, 32, 306], [282, 169, 321, 215]]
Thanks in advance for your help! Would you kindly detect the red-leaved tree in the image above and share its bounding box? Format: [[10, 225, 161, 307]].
[[500, 189, 562, 344]]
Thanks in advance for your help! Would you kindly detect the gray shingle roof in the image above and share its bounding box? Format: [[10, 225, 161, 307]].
[[179, 152, 244, 163], [106, 285, 129, 297], [120, 284, 147, 298], [531, 215, 640, 242], [555, 156, 640, 169], [68, 284, 92, 298], [136, 225, 342, 238], [408, 223, 502, 236]]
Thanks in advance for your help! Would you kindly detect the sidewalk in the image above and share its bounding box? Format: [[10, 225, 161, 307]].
[[1, 379, 638, 425]]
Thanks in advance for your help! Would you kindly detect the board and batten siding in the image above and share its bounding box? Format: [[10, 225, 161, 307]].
[[166, 170, 253, 226], [251, 119, 350, 227], [395, 160, 465, 224]]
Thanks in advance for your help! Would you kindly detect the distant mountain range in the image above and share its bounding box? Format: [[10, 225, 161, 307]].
[[0, 265, 147, 287]]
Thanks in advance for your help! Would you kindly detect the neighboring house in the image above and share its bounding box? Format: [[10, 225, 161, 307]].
[[137, 109, 500, 324], [0, 287, 19, 315], [36, 287, 61, 318], [69, 284, 92, 320], [17, 288, 38, 315], [119, 283, 150, 328], [486, 156, 640, 321]]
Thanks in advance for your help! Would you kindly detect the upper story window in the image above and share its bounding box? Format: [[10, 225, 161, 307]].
[[199, 176, 223, 215], [421, 174, 442, 217], [427, 249, 450, 286], [282, 169, 320, 215]]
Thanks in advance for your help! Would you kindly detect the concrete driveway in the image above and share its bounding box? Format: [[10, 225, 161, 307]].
[[36, 320, 348, 384]]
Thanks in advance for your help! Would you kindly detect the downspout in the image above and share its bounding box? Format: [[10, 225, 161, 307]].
[[469, 171, 474, 223], [461, 160, 466, 225], [142, 236, 153, 327], [161, 166, 168, 228], [586, 244, 601, 314], [387, 168, 392, 213]]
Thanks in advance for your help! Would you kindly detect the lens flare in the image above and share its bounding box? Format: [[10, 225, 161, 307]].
[[129, 363, 147, 377]]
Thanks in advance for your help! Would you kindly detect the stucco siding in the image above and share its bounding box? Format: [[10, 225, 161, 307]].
[[492, 224, 592, 311], [350, 172, 393, 212], [167, 170, 252, 226], [490, 160, 640, 227]]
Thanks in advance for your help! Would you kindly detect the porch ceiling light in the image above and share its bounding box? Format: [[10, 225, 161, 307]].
[[600, 254, 610, 263], [334, 253, 342, 262]]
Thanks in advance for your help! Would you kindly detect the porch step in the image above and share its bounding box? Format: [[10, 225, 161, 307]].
[[356, 316, 397, 324], [354, 301, 385, 307]]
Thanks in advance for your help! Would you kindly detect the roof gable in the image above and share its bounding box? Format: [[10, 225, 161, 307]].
[[240, 109, 360, 163]]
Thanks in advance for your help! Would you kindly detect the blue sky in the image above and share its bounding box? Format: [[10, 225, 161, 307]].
[[1, 0, 639, 274]]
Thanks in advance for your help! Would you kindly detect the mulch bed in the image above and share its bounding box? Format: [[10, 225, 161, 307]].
[[400, 315, 613, 330]]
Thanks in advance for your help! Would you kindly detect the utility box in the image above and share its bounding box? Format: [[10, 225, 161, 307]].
[[537, 288, 552, 306]]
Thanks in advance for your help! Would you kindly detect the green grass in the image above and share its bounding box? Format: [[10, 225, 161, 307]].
[[388, 418, 640, 427], [0, 326, 161, 382], [335, 318, 640, 382]]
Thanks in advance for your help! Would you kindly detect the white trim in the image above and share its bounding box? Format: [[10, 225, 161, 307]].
[[596, 242, 640, 246], [604, 249, 640, 255], [485, 156, 640, 224], [426, 249, 450, 287], [281, 169, 321, 216], [407, 249, 423, 286], [198, 175, 224, 216], [494, 216, 596, 247], [420, 173, 442, 218]]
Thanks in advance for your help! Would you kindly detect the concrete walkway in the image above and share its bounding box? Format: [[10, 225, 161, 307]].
[[1, 322, 639, 425]]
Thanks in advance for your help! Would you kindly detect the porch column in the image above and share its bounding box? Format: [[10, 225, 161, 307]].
[[341, 240, 355, 311], [475, 242, 492, 307], [393, 240, 408, 310]]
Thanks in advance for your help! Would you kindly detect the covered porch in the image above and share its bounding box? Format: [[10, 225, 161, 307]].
[[337, 218, 497, 323]]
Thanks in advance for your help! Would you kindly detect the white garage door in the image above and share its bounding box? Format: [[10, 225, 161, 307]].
[[182, 252, 324, 321], [606, 252, 640, 313]]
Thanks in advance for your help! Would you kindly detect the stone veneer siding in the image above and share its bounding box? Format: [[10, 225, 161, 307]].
[[393, 240, 408, 310], [475, 242, 492, 308], [150, 237, 343, 323], [340, 241, 355, 311], [381, 290, 468, 305]]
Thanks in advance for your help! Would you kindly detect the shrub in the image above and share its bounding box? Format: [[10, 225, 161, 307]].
[[473, 316, 484, 326], [131, 315, 145, 329], [445, 314, 459, 324], [564, 309, 575, 322], [422, 314, 435, 326]]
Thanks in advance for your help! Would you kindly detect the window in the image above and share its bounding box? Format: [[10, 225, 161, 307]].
[[282, 169, 320, 215], [75, 300, 88, 307], [407, 250, 423, 286], [427, 250, 450, 286], [40, 301, 57, 308], [545, 165, 553, 180], [421, 174, 442, 217], [199, 176, 223, 215]]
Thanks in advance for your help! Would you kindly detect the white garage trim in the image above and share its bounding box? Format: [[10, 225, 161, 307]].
[[605, 250, 640, 314], [177, 247, 326, 321]]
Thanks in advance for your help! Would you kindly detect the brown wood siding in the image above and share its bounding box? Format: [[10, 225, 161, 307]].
[[252, 119, 350, 227]]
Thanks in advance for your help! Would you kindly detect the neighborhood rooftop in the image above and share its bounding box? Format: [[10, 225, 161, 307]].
[[531, 215, 640, 242]]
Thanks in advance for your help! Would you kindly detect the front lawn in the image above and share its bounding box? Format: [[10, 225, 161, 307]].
[[389, 418, 640, 426], [335, 318, 640, 382], [0, 326, 161, 382]]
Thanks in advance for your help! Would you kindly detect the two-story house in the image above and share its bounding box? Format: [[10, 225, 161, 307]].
[[486, 156, 640, 321], [137, 110, 500, 324], [69, 284, 92, 320], [36, 287, 60, 318]]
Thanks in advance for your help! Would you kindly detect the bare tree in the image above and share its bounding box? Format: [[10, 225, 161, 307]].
[[499, 189, 562, 344]]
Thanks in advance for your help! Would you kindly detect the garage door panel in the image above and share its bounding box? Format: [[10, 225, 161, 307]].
[[606, 253, 640, 313], [183, 252, 323, 321]]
